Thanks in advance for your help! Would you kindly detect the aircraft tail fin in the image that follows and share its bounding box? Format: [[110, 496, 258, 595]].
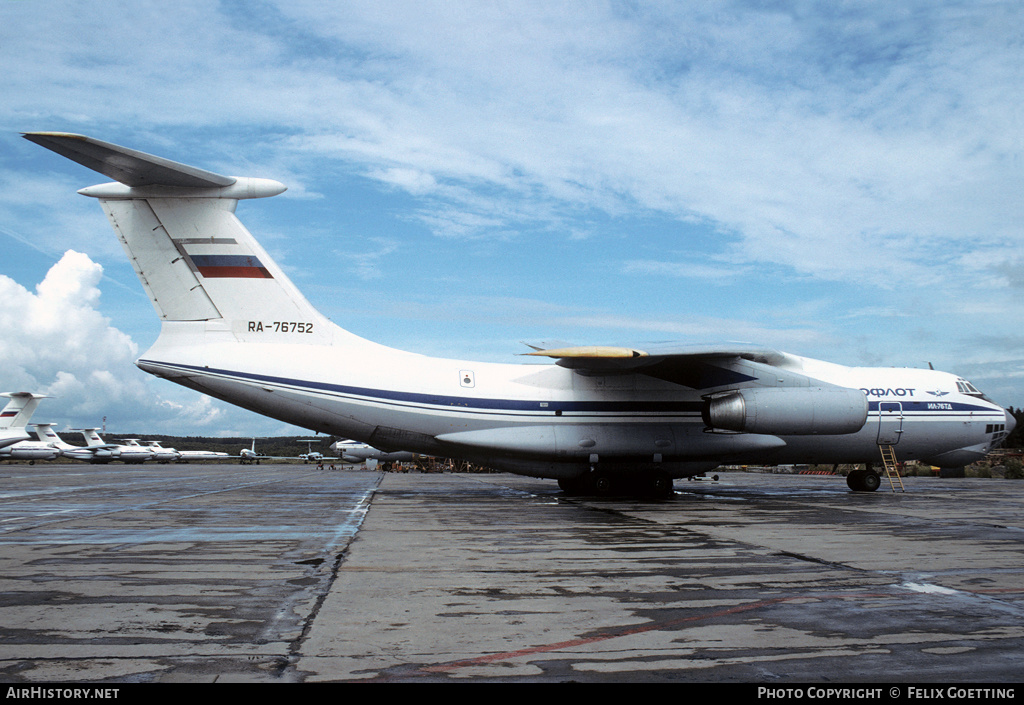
[[0, 393, 48, 430], [75, 428, 105, 446], [24, 132, 340, 343], [31, 423, 67, 446]]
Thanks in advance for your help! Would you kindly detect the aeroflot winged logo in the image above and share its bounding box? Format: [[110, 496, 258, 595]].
[[927, 390, 950, 397], [190, 254, 273, 279]]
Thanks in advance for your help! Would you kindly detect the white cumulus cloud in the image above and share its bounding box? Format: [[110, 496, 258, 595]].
[[0, 251, 263, 434]]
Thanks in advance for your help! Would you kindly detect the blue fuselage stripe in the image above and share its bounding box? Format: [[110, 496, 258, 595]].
[[867, 400, 995, 414], [139, 360, 703, 414], [141, 359, 1000, 418]]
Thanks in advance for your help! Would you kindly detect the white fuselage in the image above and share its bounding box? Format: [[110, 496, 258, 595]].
[[0, 441, 60, 462], [176, 450, 230, 461], [146, 443, 181, 463], [24, 131, 1013, 488], [138, 323, 1012, 480]]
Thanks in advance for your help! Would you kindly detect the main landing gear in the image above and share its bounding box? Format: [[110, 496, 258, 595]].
[[558, 467, 675, 499], [846, 469, 881, 492]]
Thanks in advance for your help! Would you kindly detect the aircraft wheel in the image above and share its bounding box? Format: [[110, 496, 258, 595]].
[[591, 472, 615, 496], [558, 476, 588, 496], [641, 469, 674, 499], [861, 472, 881, 492], [847, 470, 881, 492]]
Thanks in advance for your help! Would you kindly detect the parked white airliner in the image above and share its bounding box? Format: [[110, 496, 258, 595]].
[[31, 424, 82, 457], [31, 425, 117, 464], [64, 429, 154, 464], [144, 441, 180, 463], [0, 432, 61, 462], [26, 132, 1015, 496], [143, 440, 231, 463], [331, 439, 418, 464], [239, 439, 267, 464], [171, 446, 231, 463], [0, 413, 64, 463]]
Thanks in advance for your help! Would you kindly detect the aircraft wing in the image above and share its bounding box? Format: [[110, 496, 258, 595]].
[[22, 132, 236, 189], [524, 341, 787, 363], [523, 342, 797, 388]]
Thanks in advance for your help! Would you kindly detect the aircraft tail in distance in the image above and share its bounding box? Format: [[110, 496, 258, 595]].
[[75, 428, 106, 446], [0, 393, 48, 449], [31, 423, 73, 448]]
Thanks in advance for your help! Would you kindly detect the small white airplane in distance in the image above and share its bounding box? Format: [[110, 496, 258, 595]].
[[239, 439, 267, 464], [188, 451, 232, 462], [298, 439, 324, 463], [50, 427, 118, 464], [0, 393, 48, 450], [31, 424, 88, 460], [331, 439, 418, 464], [238, 438, 329, 464], [144, 440, 181, 463], [67, 430, 154, 464], [26, 132, 1016, 497], [117, 438, 158, 463], [179, 449, 232, 462], [0, 423, 64, 463], [146, 440, 230, 463]]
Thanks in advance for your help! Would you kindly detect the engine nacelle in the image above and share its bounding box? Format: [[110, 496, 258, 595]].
[[703, 387, 868, 435]]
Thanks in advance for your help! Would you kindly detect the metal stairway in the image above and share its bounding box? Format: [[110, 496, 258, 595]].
[[878, 445, 905, 492]]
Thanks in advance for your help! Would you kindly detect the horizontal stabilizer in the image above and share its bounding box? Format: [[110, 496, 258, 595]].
[[22, 132, 236, 189]]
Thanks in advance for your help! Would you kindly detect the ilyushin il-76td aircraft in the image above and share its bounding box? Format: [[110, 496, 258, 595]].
[[26, 132, 1015, 497]]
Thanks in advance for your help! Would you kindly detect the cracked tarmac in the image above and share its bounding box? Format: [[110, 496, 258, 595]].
[[1, 464, 1023, 683]]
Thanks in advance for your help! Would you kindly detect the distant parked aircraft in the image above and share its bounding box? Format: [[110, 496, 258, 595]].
[[143, 441, 180, 463], [0, 421, 63, 463], [331, 439, 417, 464], [158, 441, 231, 463], [63, 429, 154, 464]]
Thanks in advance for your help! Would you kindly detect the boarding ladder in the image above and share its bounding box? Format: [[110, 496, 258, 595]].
[[878, 445, 905, 492]]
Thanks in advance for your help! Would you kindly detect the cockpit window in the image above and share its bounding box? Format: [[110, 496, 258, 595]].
[[956, 378, 991, 401], [956, 379, 981, 395]]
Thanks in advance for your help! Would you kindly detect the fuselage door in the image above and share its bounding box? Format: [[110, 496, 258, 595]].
[[877, 402, 904, 445]]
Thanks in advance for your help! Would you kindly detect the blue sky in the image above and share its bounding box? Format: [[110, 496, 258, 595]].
[[1, 1, 1021, 437]]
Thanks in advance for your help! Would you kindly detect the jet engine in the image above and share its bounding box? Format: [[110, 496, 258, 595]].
[[702, 387, 868, 435]]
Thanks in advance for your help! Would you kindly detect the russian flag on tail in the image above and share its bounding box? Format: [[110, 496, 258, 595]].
[[190, 254, 273, 279]]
